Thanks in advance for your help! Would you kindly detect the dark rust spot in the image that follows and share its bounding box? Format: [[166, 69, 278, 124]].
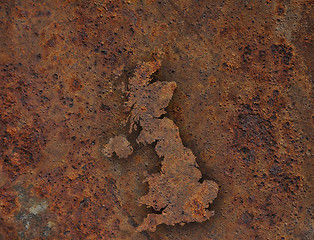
[[71, 78, 82, 91]]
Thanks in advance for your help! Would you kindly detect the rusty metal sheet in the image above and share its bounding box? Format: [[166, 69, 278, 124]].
[[0, 0, 312, 239]]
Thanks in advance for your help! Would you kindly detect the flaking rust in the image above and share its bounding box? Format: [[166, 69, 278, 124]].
[[103, 135, 133, 159], [105, 60, 219, 232]]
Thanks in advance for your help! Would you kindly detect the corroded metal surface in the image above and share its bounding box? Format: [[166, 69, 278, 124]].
[[120, 60, 218, 232], [103, 135, 133, 159], [0, 0, 312, 239]]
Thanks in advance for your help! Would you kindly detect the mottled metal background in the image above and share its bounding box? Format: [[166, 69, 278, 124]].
[[0, 0, 312, 239]]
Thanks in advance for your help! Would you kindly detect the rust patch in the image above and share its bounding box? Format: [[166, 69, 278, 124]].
[[123, 61, 218, 232], [103, 135, 133, 159]]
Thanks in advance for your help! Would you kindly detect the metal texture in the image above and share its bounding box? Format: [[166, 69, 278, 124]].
[[0, 0, 312, 239]]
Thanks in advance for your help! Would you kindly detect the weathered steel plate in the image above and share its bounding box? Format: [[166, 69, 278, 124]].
[[0, 0, 312, 239]]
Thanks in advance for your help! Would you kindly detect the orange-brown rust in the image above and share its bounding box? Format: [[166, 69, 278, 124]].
[[0, 0, 312, 239], [103, 135, 133, 159], [125, 61, 218, 232]]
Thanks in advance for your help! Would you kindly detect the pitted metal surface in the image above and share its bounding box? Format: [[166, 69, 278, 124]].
[[0, 0, 312, 239]]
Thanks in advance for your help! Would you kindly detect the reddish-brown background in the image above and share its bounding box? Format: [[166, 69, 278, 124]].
[[0, 0, 312, 239]]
